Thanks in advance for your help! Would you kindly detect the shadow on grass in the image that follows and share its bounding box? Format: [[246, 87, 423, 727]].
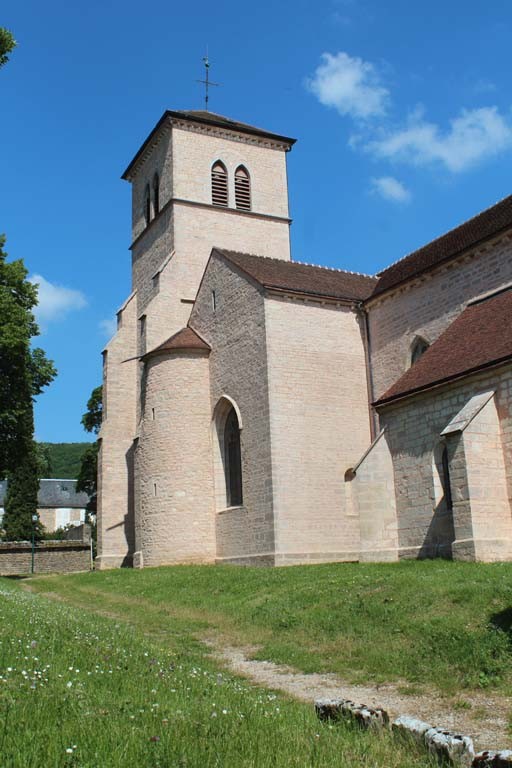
[[489, 607, 512, 641]]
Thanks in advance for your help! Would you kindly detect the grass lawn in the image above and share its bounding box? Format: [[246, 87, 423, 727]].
[[29, 560, 512, 695], [0, 578, 438, 768]]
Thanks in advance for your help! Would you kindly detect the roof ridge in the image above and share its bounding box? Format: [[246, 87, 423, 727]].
[[378, 194, 512, 276]]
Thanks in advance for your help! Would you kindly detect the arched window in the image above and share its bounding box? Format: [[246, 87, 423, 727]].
[[235, 165, 251, 211], [410, 336, 429, 366], [224, 406, 243, 506], [211, 161, 228, 207], [441, 444, 453, 511], [153, 173, 160, 216], [144, 184, 151, 227]]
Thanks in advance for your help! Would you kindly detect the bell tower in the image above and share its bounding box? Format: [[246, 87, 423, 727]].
[[96, 110, 295, 569]]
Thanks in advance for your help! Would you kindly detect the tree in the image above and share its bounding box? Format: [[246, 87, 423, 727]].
[[0, 27, 16, 68], [0, 236, 56, 476], [0, 238, 56, 540], [76, 386, 102, 521]]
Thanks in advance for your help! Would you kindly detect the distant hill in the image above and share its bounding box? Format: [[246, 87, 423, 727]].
[[38, 442, 92, 479]]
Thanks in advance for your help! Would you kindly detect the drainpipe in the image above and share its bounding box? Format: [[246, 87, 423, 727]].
[[357, 302, 378, 441]]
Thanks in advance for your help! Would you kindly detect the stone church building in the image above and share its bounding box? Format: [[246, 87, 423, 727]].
[[97, 109, 512, 569]]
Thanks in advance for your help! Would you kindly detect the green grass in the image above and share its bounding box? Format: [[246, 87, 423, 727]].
[[0, 579, 438, 768], [30, 560, 512, 694]]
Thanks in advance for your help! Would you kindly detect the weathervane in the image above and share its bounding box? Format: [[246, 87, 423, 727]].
[[197, 52, 221, 111]]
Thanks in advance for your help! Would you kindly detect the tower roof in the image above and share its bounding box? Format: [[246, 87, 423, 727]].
[[122, 110, 296, 180], [141, 327, 211, 362]]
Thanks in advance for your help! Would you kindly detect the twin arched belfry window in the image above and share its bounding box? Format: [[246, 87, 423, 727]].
[[211, 162, 251, 211]]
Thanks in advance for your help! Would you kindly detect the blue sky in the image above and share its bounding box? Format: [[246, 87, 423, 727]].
[[2, 0, 512, 442]]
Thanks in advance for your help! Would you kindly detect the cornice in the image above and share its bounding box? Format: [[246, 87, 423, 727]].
[[129, 198, 291, 251]]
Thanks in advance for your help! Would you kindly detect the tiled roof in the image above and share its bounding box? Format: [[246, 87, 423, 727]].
[[217, 249, 377, 302], [375, 286, 512, 406], [372, 195, 512, 298], [0, 479, 89, 509], [142, 327, 210, 361], [122, 110, 295, 179]]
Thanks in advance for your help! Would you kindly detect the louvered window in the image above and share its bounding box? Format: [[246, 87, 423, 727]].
[[235, 166, 251, 211], [211, 161, 228, 207]]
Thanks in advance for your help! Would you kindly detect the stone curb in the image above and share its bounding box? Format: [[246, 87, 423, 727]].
[[315, 699, 512, 766]]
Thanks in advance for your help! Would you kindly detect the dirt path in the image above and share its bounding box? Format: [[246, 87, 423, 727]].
[[208, 641, 512, 752], [22, 583, 512, 752]]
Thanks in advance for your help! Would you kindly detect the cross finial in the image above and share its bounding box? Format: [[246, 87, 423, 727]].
[[196, 51, 221, 111]]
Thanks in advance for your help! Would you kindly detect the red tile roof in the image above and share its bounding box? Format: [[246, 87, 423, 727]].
[[375, 286, 512, 406], [372, 195, 512, 298], [217, 249, 377, 302], [142, 327, 210, 361]]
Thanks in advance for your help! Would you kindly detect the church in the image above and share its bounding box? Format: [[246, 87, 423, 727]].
[[97, 109, 512, 569]]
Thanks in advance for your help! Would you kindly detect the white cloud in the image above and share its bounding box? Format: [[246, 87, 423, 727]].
[[366, 106, 512, 173], [99, 317, 117, 338], [370, 176, 411, 203], [29, 274, 87, 326], [306, 52, 389, 120], [307, 51, 512, 178]]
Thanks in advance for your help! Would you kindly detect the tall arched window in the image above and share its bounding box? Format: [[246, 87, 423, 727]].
[[144, 184, 151, 227], [410, 336, 429, 366], [235, 165, 251, 211], [153, 173, 160, 216], [211, 161, 228, 207], [441, 444, 453, 511], [224, 406, 243, 506]]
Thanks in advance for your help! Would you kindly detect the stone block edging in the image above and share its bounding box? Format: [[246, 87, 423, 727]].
[[315, 698, 510, 766]]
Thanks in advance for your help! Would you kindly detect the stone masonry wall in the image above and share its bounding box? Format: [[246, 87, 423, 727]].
[[368, 233, 512, 400], [189, 253, 275, 565], [457, 397, 512, 561], [135, 350, 215, 567], [379, 364, 512, 560], [171, 124, 291, 219], [264, 296, 371, 564], [349, 430, 398, 562], [96, 292, 138, 569], [0, 541, 90, 576]]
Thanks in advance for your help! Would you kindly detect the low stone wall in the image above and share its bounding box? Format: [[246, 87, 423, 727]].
[[0, 541, 91, 576]]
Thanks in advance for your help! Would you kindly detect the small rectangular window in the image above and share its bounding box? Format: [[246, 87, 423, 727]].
[[151, 407, 155, 421], [139, 315, 147, 355], [153, 482, 157, 497], [117, 311, 123, 330], [212, 290, 217, 312]]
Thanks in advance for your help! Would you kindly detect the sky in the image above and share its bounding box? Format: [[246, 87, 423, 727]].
[[2, 0, 512, 442]]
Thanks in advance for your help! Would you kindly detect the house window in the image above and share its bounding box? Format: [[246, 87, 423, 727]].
[[144, 184, 151, 227], [153, 173, 160, 215], [411, 336, 429, 366], [234, 166, 251, 211], [224, 407, 243, 507], [211, 161, 228, 207], [139, 315, 147, 355]]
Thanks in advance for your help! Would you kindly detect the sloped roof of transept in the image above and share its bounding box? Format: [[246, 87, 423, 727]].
[[216, 248, 377, 302], [375, 285, 512, 406]]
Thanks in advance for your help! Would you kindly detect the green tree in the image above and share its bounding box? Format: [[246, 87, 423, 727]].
[[0, 236, 56, 476], [35, 443, 52, 478], [77, 386, 102, 525], [81, 386, 102, 435], [0, 27, 16, 68], [0, 237, 56, 540]]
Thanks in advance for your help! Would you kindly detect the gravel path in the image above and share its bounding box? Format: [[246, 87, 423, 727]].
[[209, 642, 512, 752]]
